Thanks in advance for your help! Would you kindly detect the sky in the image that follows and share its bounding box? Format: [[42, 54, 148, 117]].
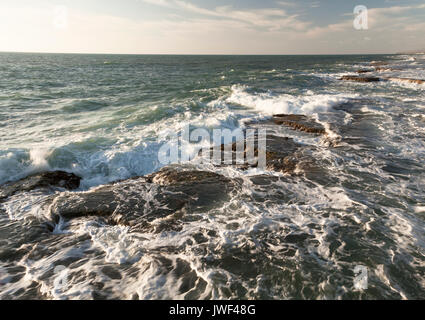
[[0, 0, 424, 54]]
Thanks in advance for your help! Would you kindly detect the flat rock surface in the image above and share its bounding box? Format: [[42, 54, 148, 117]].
[[260, 135, 301, 173], [200, 134, 301, 174], [340, 76, 381, 82], [50, 167, 239, 231], [272, 114, 326, 135]]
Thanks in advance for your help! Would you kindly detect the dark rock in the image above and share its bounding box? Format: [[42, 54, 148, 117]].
[[0, 171, 81, 201], [248, 175, 280, 186], [284, 233, 311, 244], [199, 134, 301, 174], [357, 69, 373, 74], [340, 76, 381, 83], [261, 135, 300, 174], [101, 266, 122, 280], [50, 167, 239, 231], [272, 114, 326, 135], [51, 184, 122, 220]]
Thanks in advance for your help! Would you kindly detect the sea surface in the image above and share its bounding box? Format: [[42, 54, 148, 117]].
[[0, 53, 424, 299]]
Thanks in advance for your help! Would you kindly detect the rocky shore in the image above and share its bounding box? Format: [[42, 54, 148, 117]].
[[3, 58, 422, 233], [342, 61, 425, 84], [1, 110, 330, 233], [1, 55, 425, 300]]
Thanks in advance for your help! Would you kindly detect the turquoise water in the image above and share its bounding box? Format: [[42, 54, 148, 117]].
[[0, 53, 424, 299]]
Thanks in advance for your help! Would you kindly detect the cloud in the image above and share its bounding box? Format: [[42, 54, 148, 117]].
[[1, 1, 424, 54], [142, 0, 309, 32], [303, 3, 425, 53]]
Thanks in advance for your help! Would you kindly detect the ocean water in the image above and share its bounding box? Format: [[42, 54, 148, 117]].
[[0, 53, 424, 299]]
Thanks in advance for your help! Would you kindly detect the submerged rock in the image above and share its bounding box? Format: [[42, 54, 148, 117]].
[[370, 61, 389, 66], [374, 67, 398, 72], [386, 77, 424, 85], [272, 114, 326, 135], [50, 167, 239, 231], [0, 171, 81, 202], [340, 76, 381, 83], [340, 75, 423, 85]]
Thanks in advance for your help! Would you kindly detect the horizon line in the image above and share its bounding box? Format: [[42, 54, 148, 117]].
[[0, 50, 404, 56]]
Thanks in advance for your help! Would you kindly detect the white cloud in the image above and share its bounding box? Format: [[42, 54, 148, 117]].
[[142, 0, 308, 31], [0, 1, 424, 54]]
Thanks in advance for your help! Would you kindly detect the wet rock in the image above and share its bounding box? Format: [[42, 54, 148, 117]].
[[50, 167, 239, 231], [357, 69, 373, 74], [386, 77, 424, 85], [248, 175, 280, 186], [261, 135, 300, 173], [51, 184, 123, 220], [370, 61, 389, 66], [272, 114, 326, 135], [101, 266, 122, 280], [0, 171, 81, 201], [0, 216, 55, 263], [199, 134, 301, 174], [374, 67, 398, 72], [147, 167, 238, 208], [284, 233, 312, 244], [147, 168, 227, 187], [340, 76, 381, 83]]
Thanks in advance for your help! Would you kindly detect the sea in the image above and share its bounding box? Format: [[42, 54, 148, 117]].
[[0, 53, 424, 299]]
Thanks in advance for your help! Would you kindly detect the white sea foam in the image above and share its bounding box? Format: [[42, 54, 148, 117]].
[[79, 222, 142, 264], [226, 85, 357, 116], [1, 191, 52, 221], [414, 206, 425, 214], [386, 78, 425, 90], [29, 148, 51, 169], [0, 101, 242, 189]]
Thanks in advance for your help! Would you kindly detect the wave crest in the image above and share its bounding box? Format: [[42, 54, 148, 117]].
[[226, 85, 357, 116]]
